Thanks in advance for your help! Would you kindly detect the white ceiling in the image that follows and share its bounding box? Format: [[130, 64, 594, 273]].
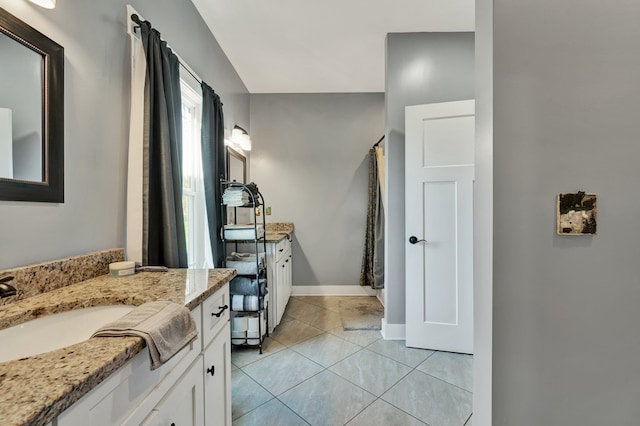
[[190, 0, 475, 93]]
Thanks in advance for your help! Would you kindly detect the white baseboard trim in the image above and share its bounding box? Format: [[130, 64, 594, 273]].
[[292, 285, 377, 296], [381, 318, 406, 340]]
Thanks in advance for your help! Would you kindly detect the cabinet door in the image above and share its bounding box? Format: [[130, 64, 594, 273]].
[[148, 356, 204, 426], [275, 256, 286, 325], [265, 237, 292, 332], [284, 249, 292, 306], [265, 242, 276, 333], [204, 322, 231, 426], [279, 249, 292, 319]]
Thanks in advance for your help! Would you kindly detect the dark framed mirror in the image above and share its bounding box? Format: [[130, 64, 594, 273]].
[[226, 146, 246, 184], [0, 7, 64, 202]]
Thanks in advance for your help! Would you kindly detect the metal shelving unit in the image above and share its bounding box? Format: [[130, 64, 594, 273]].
[[220, 179, 268, 354]]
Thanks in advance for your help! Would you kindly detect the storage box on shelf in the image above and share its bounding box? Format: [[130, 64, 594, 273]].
[[220, 180, 269, 354]]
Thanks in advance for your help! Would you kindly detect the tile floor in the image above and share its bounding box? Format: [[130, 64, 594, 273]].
[[231, 296, 473, 426]]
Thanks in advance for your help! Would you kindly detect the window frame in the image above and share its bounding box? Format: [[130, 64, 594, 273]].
[[180, 77, 211, 269]]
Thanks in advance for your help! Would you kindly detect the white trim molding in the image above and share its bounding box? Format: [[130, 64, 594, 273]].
[[381, 318, 406, 340], [291, 285, 377, 297]]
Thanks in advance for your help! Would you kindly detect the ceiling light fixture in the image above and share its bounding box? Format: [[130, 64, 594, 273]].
[[28, 0, 56, 9]]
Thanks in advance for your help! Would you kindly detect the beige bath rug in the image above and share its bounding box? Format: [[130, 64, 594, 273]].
[[339, 297, 383, 331]]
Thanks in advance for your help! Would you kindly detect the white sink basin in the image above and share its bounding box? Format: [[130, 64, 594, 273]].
[[0, 305, 135, 363]]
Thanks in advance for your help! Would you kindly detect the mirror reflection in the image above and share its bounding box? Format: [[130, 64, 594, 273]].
[[225, 146, 248, 224], [0, 32, 43, 182], [226, 146, 246, 184]]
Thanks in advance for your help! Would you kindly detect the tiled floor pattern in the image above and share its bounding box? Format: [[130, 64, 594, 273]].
[[231, 296, 473, 426]]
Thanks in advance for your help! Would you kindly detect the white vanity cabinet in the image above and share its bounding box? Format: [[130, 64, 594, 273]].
[[141, 358, 204, 426], [267, 236, 292, 332], [143, 316, 231, 426], [56, 283, 231, 426]]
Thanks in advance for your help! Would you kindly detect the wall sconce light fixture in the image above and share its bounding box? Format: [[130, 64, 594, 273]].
[[226, 125, 252, 151], [28, 0, 56, 9]]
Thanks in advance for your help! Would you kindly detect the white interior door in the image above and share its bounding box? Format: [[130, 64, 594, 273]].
[[405, 100, 474, 354]]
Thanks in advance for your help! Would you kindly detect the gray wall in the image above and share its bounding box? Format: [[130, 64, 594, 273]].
[[250, 93, 385, 287], [0, 0, 248, 269], [492, 1, 640, 424], [384, 32, 474, 324]]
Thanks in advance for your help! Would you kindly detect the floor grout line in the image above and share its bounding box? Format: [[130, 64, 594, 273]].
[[412, 368, 474, 394]]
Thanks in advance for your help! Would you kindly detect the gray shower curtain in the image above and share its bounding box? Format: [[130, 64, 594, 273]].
[[360, 147, 385, 289], [200, 82, 225, 267], [139, 22, 188, 268]]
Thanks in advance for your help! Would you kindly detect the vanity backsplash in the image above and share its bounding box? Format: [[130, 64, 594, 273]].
[[0, 249, 124, 305], [265, 222, 294, 234]]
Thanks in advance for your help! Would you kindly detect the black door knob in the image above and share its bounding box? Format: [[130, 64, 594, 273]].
[[409, 236, 427, 244]]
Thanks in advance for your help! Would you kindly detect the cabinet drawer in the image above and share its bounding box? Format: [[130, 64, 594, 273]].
[[273, 237, 291, 260], [202, 283, 230, 348]]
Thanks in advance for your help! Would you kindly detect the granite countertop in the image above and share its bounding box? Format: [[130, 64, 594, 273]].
[[0, 268, 236, 426], [265, 222, 294, 242]]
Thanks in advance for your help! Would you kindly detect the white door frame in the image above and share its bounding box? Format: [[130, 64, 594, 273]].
[[475, 0, 494, 424]]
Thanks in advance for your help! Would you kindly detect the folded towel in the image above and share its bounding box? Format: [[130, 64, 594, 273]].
[[226, 260, 263, 275], [227, 252, 266, 263], [92, 301, 197, 370], [226, 252, 265, 275], [222, 187, 250, 206], [230, 277, 267, 296], [231, 293, 267, 312]]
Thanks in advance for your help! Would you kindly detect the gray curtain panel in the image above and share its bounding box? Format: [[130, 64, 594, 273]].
[[360, 148, 385, 289], [139, 22, 188, 268], [201, 82, 225, 267]]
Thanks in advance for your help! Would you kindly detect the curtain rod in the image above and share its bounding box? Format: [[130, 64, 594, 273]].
[[130, 13, 203, 85]]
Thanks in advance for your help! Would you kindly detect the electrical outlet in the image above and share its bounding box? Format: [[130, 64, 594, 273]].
[[266, 206, 272, 215]]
